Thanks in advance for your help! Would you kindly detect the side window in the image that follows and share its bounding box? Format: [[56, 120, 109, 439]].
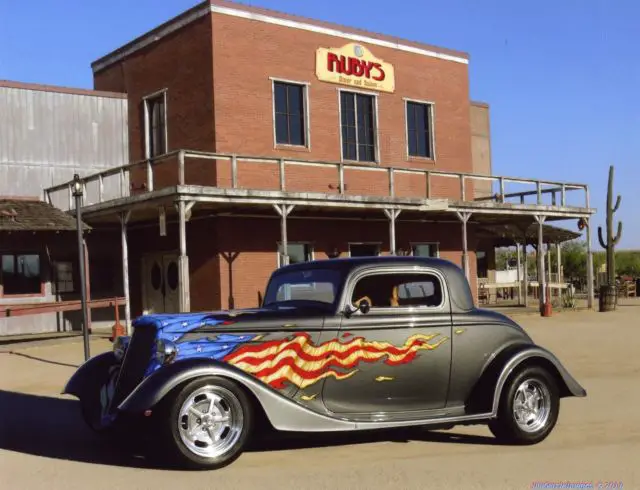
[[351, 272, 443, 309]]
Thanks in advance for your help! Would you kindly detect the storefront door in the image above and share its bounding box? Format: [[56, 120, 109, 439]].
[[142, 253, 180, 314]]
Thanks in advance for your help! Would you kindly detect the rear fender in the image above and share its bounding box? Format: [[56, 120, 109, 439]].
[[117, 358, 356, 432], [63, 352, 118, 399], [467, 344, 587, 414]]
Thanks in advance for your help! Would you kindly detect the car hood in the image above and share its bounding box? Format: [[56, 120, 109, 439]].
[[132, 305, 317, 335]]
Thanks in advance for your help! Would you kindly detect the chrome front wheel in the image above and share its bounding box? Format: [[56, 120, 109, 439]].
[[177, 385, 244, 459], [162, 376, 253, 470]]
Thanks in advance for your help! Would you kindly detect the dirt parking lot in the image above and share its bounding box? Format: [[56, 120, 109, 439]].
[[1, 305, 639, 490]]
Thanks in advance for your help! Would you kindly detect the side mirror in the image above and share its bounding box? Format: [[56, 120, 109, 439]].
[[358, 299, 371, 315]]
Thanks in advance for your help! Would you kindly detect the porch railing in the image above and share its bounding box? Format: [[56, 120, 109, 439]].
[[43, 150, 590, 212]]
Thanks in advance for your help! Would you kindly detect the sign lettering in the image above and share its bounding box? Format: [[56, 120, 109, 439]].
[[316, 43, 395, 93]]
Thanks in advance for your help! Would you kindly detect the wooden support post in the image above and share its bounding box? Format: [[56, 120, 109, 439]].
[[279, 158, 286, 191], [585, 217, 595, 309], [231, 154, 238, 189], [456, 211, 472, 280], [556, 242, 562, 285], [274, 204, 294, 266], [146, 159, 154, 192], [535, 215, 547, 312], [384, 209, 401, 255], [522, 241, 529, 307], [119, 210, 132, 335], [177, 200, 193, 313], [178, 150, 186, 186], [516, 242, 522, 305], [388, 168, 395, 197]]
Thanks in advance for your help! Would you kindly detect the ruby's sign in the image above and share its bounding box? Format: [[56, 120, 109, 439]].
[[316, 43, 395, 93]]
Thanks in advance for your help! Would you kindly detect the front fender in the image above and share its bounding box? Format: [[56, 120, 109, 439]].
[[62, 351, 118, 399], [491, 344, 587, 413], [117, 358, 357, 432]]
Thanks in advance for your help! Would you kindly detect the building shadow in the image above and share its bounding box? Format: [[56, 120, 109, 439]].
[[3, 351, 79, 368], [0, 390, 499, 470]]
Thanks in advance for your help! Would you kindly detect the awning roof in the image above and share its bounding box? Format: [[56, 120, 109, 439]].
[[477, 222, 581, 247], [0, 199, 90, 232]]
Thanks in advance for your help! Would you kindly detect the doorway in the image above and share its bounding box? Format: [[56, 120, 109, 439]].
[[142, 253, 180, 314], [349, 243, 381, 257]]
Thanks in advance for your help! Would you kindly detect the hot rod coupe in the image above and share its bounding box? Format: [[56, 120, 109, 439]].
[[64, 256, 586, 470]]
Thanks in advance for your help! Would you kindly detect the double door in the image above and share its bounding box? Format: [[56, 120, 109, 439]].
[[142, 253, 180, 314]]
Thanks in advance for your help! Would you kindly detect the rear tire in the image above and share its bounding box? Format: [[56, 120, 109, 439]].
[[489, 366, 559, 445], [157, 376, 253, 470]]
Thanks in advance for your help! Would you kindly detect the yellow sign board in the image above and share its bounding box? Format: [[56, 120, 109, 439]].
[[315, 43, 395, 93]]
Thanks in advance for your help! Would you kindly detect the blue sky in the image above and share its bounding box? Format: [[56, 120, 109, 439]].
[[1, 0, 638, 248]]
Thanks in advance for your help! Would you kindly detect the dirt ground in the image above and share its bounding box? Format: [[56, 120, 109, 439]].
[[1, 305, 639, 490]]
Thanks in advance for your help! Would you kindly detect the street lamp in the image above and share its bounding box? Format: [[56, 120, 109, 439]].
[[73, 174, 90, 361]]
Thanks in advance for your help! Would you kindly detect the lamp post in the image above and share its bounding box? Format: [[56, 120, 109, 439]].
[[73, 174, 90, 361]]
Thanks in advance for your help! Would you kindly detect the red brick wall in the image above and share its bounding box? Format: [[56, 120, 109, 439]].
[[93, 15, 216, 192], [211, 12, 474, 200]]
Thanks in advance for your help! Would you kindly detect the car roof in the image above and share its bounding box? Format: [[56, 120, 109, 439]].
[[273, 256, 474, 313]]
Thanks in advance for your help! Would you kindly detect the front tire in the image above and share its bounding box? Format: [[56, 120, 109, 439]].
[[489, 366, 559, 445], [158, 376, 253, 470]]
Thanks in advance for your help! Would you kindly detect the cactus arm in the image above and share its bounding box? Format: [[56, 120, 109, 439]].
[[598, 225, 607, 249], [613, 221, 623, 245], [613, 195, 622, 212]]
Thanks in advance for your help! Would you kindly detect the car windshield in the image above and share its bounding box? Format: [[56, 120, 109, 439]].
[[263, 268, 342, 307]]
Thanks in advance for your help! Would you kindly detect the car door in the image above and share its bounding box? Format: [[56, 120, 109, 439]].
[[321, 266, 453, 414]]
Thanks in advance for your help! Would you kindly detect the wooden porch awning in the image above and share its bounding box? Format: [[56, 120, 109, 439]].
[[0, 198, 91, 232], [477, 222, 581, 247]]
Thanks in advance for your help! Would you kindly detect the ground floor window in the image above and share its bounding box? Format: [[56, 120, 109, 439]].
[[349, 243, 381, 257], [277, 242, 313, 267], [411, 243, 439, 258], [52, 260, 74, 294], [0, 253, 42, 296]]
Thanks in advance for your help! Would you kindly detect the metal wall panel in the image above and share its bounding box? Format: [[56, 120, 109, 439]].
[[0, 86, 128, 198]]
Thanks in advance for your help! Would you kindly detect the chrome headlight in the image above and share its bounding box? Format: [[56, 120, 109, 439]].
[[155, 338, 177, 365], [113, 336, 130, 362]]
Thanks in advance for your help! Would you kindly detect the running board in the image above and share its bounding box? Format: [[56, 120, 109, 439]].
[[351, 412, 494, 431]]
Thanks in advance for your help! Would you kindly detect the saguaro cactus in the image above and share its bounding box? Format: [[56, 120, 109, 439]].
[[597, 165, 623, 286]]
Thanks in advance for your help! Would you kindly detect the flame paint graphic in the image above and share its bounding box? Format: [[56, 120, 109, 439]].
[[223, 332, 447, 390]]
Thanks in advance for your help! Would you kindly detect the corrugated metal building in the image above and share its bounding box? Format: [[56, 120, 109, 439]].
[[0, 81, 129, 335]]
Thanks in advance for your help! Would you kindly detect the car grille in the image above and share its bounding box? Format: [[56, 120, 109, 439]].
[[110, 325, 156, 411]]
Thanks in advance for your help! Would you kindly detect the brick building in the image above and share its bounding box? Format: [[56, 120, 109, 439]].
[[42, 0, 595, 330]]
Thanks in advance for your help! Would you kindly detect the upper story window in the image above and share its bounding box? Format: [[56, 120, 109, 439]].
[[340, 91, 377, 162], [0, 253, 42, 296], [412, 243, 439, 258], [273, 81, 308, 147], [406, 100, 434, 159], [144, 91, 167, 158]]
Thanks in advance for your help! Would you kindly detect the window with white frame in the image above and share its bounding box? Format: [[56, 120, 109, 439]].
[[273, 81, 308, 147], [406, 100, 434, 159], [340, 91, 377, 162], [412, 243, 439, 258], [277, 242, 313, 267], [144, 92, 167, 158]]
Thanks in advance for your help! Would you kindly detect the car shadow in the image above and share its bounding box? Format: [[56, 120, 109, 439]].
[[0, 390, 499, 470]]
